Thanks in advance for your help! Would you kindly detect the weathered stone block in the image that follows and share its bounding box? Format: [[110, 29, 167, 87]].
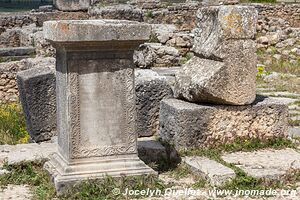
[[17, 66, 56, 142], [135, 69, 173, 137], [174, 55, 257, 105], [193, 5, 257, 57], [159, 97, 289, 151], [54, 0, 90, 11], [183, 156, 235, 186]]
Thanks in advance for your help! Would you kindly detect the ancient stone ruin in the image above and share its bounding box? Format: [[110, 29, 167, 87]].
[[0, 0, 299, 198]]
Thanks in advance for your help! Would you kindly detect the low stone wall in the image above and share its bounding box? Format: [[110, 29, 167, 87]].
[[0, 57, 55, 103], [256, 3, 300, 28]]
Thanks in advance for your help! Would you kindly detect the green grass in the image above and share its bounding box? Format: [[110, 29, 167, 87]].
[[0, 103, 29, 144], [0, 160, 56, 200], [0, 160, 166, 200]]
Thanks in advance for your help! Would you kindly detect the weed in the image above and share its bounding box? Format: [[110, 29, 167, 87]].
[[0, 102, 29, 144]]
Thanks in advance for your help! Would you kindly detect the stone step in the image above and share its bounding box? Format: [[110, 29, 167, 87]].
[[0, 47, 35, 57], [183, 156, 235, 187]]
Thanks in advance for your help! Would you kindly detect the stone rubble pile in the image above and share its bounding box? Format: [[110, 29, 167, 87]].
[[159, 5, 289, 150]]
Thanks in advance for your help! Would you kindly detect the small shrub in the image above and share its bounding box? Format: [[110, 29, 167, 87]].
[[0, 102, 29, 144]]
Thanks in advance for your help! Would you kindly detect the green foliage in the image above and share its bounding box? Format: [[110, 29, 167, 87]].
[[167, 163, 191, 180], [145, 11, 154, 19], [149, 33, 160, 43], [182, 137, 296, 159], [192, 177, 207, 189], [0, 160, 56, 200], [179, 52, 194, 65], [0, 103, 29, 144]]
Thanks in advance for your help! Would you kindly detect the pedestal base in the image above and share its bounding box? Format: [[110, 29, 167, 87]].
[[44, 153, 157, 193]]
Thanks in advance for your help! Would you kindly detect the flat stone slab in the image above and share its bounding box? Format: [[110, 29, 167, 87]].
[[44, 20, 151, 43], [222, 148, 300, 180], [0, 143, 57, 166], [183, 156, 235, 186]]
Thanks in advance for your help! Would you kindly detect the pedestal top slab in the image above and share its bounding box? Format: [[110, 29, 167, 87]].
[[44, 20, 151, 43]]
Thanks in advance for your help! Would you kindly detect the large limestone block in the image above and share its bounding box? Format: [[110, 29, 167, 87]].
[[17, 66, 56, 142], [159, 97, 289, 151], [193, 5, 257, 58], [135, 69, 173, 137], [174, 55, 257, 105]]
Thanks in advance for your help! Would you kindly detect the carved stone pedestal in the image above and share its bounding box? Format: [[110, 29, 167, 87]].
[[43, 20, 156, 193]]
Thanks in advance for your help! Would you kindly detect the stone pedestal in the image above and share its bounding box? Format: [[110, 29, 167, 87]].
[[43, 20, 156, 192]]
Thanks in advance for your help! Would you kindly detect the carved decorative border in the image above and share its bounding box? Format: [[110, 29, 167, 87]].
[[69, 66, 136, 159]]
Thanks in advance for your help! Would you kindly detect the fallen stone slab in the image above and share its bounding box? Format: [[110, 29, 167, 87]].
[[222, 148, 300, 180], [135, 69, 173, 137], [159, 96, 289, 151], [0, 47, 35, 57], [17, 66, 56, 142], [0, 143, 57, 166], [183, 156, 235, 186]]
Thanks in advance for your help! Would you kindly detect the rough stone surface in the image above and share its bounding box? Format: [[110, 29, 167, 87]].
[[89, 4, 143, 22], [183, 156, 235, 186], [0, 185, 32, 200], [159, 97, 289, 151], [193, 5, 257, 57], [222, 148, 300, 180], [138, 137, 167, 163], [134, 43, 181, 68], [17, 66, 56, 142], [135, 69, 173, 137], [174, 55, 257, 105]]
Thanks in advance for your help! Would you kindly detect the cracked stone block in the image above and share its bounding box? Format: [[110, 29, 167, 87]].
[[222, 148, 300, 181], [183, 156, 235, 186], [193, 5, 257, 58], [17, 66, 56, 142], [159, 96, 289, 151], [174, 55, 257, 105], [135, 69, 173, 137]]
